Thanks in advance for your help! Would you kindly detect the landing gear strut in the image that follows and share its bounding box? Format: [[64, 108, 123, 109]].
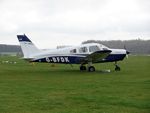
[[114, 62, 121, 71]]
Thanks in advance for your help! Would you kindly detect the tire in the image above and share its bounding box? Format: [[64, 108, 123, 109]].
[[80, 66, 86, 71], [88, 66, 95, 72]]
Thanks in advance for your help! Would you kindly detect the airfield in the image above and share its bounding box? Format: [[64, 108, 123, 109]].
[[0, 55, 149, 113]]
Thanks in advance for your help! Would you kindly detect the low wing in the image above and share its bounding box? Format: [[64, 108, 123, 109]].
[[81, 50, 111, 63]]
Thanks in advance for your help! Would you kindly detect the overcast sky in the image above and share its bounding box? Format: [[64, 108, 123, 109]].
[[0, 0, 150, 48]]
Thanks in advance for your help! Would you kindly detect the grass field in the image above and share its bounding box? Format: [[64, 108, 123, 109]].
[[0, 56, 150, 113]]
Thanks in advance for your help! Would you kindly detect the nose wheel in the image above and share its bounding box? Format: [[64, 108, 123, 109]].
[[114, 62, 121, 71]]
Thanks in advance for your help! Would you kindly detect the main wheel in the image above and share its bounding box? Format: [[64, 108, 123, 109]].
[[80, 65, 86, 71], [88, 66, 95, 72]]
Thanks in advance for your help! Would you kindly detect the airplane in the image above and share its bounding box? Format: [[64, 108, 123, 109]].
[[17, 34, 130, 72]]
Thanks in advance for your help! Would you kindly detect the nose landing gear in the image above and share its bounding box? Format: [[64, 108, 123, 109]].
[[114, 62, 121, 71]]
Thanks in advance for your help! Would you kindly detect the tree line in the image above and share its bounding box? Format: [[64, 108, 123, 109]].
[[0, 44, 21, 52], [0, 39, 150, 55]]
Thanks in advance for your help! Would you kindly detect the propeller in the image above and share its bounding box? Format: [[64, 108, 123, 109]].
[[124, 45, 130, 59]]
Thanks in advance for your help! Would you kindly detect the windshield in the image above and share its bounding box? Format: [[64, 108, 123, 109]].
[[89, 46, 100, 52]]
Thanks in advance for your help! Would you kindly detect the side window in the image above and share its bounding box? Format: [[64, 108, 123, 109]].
[[79, 47, 88, 53], [89, 46, 100, 52], [70, 49, 76, 53]]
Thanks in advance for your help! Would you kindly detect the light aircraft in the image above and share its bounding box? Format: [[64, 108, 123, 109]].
[[17, 34, 130, 72]]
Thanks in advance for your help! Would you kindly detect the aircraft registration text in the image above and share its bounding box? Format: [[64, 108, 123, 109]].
[[46, 57, 70, 63]]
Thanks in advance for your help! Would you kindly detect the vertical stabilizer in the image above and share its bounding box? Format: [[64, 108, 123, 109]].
[[17, 34, 41, 58]]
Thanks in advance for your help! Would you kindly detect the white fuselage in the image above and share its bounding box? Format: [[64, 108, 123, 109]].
[[28, 43, 127, 64]]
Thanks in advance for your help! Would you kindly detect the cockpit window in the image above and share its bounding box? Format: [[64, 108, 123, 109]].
[[89, 46, 100, 52], [70, 49, 76, 53], [79, 47, 88, 53]]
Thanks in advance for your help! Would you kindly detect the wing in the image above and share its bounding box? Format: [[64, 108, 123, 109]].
[[81, 50, 111, 63]]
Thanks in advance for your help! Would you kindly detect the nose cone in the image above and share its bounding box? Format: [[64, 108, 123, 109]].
[[126, 50, 130, 54]]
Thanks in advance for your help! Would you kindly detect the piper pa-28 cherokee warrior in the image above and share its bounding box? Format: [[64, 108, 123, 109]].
[[17, 34, 130, 72]]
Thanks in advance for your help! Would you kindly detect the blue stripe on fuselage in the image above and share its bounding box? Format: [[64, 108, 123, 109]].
[[33, 56, 85, 64], [32, 54, 126, 64]]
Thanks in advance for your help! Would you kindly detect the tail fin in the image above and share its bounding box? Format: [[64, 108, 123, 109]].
[[17, 34, 41, 58]]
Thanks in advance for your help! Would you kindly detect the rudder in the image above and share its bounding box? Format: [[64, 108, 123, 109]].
[[17, 34, 41, 58]]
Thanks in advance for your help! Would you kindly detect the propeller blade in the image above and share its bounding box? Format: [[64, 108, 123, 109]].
[[126, 50, 130, 59]]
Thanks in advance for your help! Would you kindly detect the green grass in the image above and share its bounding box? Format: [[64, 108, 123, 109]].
[[0, 56, 150, 113]]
